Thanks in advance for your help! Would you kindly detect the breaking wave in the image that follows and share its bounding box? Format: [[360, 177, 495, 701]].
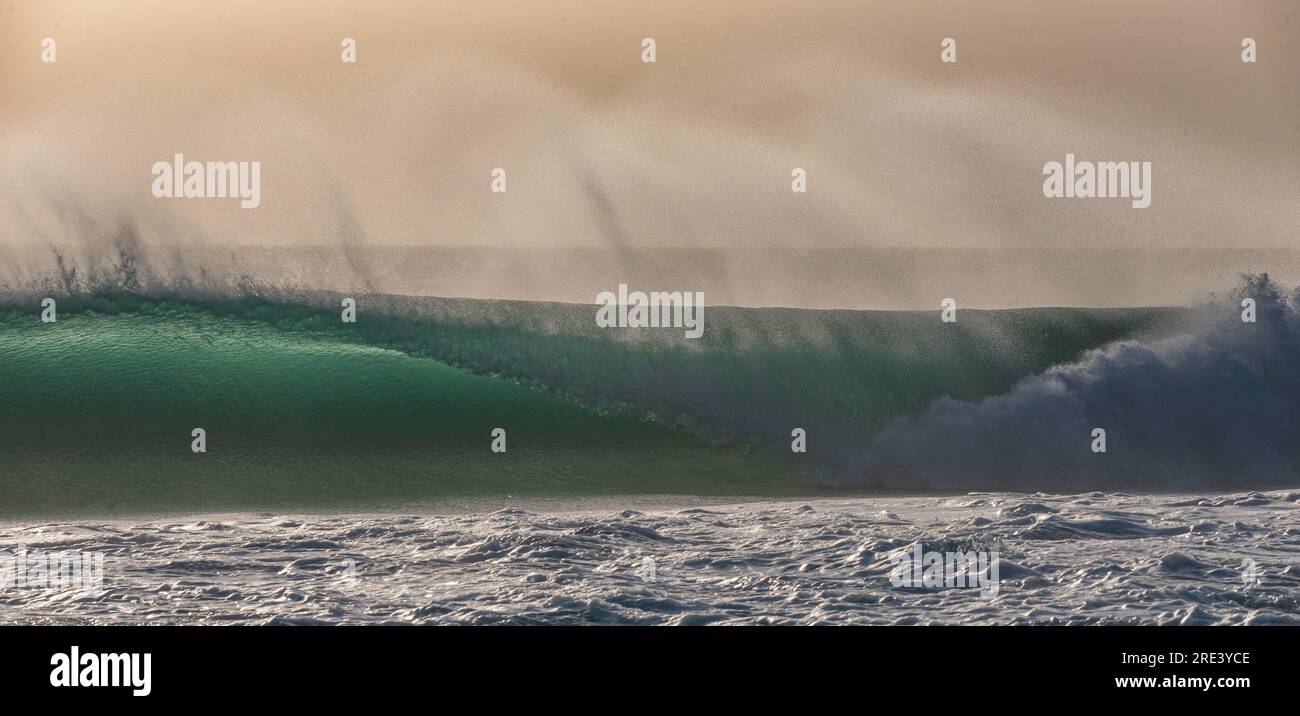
[[4, 248, 1293, 511], [851, 274, 1300, 492]]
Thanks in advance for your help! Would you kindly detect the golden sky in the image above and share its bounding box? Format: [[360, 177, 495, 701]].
[[1, 1, 1298, 305]]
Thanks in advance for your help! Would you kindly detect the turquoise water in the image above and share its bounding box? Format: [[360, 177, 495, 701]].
[[0, 295, 1186, 517]]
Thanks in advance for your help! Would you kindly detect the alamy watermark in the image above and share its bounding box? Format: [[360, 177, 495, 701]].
[[639, 556, 657, 583], [1042, 153, 1151, 209], [889, 542, 1000, 598], [596, 284, 705, 338], [151, 153, 261, 208], [50, 647, 151, 696], [0, 546, 105, 593]]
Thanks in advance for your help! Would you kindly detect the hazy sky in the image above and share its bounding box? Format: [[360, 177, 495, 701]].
[[1, 1, 1297, 306]]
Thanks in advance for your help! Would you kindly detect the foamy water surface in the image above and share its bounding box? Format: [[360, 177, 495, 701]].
[[2, 490, 1297, 625]]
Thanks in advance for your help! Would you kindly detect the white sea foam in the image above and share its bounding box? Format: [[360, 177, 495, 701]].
[[1, 490, 1296, 625], [852, 276, 1300, 492]]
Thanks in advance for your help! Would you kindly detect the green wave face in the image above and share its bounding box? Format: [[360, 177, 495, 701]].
[[0, 295, 1189, 518], [0, 307, 807, 518]]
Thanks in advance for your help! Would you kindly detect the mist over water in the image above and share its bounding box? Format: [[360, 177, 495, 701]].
[[2, 47, 1297, 309]]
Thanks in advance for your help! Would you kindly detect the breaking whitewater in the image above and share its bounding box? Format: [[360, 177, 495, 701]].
[[2, 489, 1297, 625]]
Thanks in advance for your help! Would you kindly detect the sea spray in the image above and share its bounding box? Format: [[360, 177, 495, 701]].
[[852, 274, 1300, 492]]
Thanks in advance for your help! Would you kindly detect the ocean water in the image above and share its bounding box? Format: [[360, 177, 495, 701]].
[[2, 490, 1296, 625], [0, 294, 1186, 518], [2, 287, 1298, 625]]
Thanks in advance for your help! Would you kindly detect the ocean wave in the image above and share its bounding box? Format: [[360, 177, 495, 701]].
[[4, 261, 1290, 505], [0, 273, 1183, 512], [852, 274, 1300, 492]]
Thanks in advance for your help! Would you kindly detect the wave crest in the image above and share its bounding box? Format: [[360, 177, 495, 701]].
[[850, 274, 1300, 491]]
